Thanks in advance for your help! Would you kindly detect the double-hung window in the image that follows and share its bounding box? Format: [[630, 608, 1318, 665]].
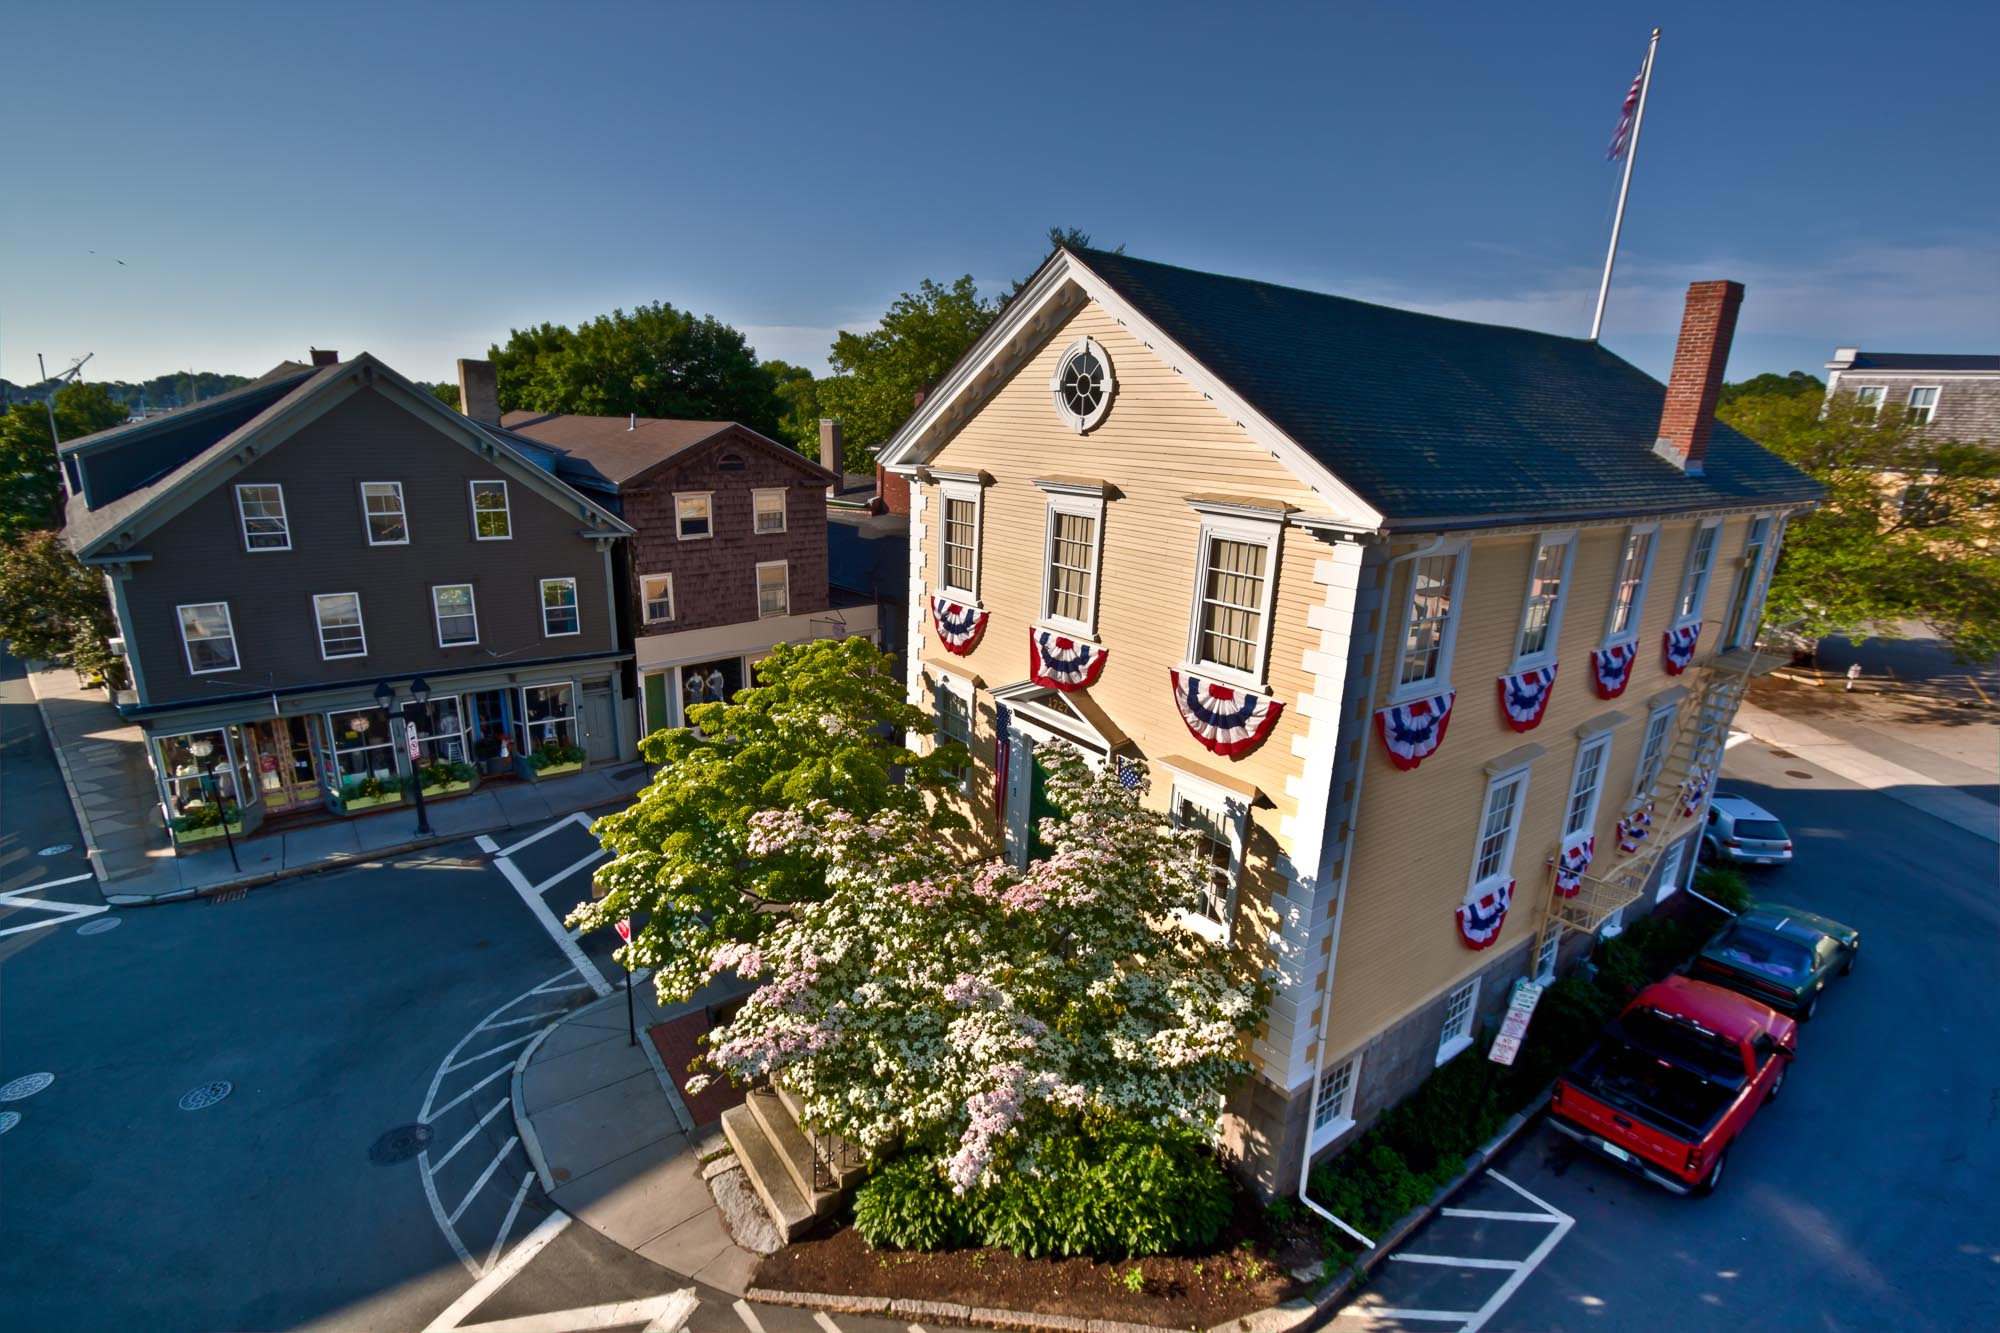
[[432, 584, 479, 646], [313, 592, 367, 660], [1565, 733, 1613, 841], [1512, 532, 1574, 668], [1535, 929, 1561, 982], [1603, 524, 1657, 644], [930, 671, 973, 788], [361, 481, 408, 545], [1675, 520, 1720, 624], [1038, 482, 1106, 636], [1185, 505, 1283, 687], [1471, 767, 1529, 895], [640, 573, 675, 624], [1438, 978, 1480, 1065], [235, 484, 290, 551], [1853, 385, 1885, 415], [1171, 782, 1245, 942], [1311, 1053, 1362, 1146], [470, 480, 511, 539], [178, 602, 239, 674], [1722, 515, 1775, 651], [752, 488, 787, 534], [1395, 547, 1465, 696], [1906, 386, 1939, 426], [675, 493, 712, 540], [937, 475, 984, 603], [540, 577, 580, 637], [1634, 702, 1675, 796], [756, 561, 789, 618]]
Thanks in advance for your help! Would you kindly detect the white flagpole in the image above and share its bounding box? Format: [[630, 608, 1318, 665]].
[[1590, 28, 1661, 342]]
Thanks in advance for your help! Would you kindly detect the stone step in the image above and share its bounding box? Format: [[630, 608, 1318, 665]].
[[772, 1080, 868, 1192], [719, 1104, 814, 1243], [746, 1086, 823, 1212]]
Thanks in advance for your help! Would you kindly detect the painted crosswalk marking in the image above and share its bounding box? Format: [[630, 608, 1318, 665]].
[[0, 877, 106, 938]]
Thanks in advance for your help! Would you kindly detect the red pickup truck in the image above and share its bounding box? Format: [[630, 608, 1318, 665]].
[[1548, 975, 1796, 1196]]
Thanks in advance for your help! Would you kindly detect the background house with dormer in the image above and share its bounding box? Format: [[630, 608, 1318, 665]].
[[879, 247, 1819, 1198], [59, 350, 635, 846], [1823, 348, 2000, 443]]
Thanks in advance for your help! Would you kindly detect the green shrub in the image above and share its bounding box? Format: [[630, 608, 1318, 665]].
[[851, 1123, 1232, 1258], [170, 803, 237, 833], [1694, 865, 1752, 913], [528, 740, 588, 771], [418, 759, 478, 789]]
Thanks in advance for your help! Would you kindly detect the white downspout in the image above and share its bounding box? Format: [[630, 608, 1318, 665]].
[[1296, 533, 1449, 1248]]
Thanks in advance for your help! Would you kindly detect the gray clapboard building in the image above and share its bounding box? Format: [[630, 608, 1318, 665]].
[[1824, 348, 2000, 443]]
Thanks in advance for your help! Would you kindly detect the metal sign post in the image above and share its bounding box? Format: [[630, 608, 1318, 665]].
[[1489, 977, 1547, 1067], [616, 917, 635, 1046]]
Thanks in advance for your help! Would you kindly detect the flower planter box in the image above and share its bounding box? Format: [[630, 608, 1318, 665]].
[[335, 789, 407, 814], [171, 819, 245, 847], [523, 760, 584, 781], [418, 777, 478, 799]]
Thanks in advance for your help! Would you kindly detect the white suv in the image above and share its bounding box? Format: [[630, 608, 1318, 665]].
[[1702, 793, 1794, 866]]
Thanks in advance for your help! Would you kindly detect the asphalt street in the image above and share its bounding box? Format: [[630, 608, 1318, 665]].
[[1331, 736, 2000, 1333]]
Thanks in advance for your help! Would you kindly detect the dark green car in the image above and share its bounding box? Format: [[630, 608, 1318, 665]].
[[1687, 905, 1860, 1021]]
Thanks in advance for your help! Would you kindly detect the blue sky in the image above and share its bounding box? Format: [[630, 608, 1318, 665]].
[[3, 1, 1995, 390]]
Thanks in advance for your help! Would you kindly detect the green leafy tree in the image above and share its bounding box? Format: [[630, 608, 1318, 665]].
[[0, 530, 124, 685], [1717, 370, 1822, 406], [762, 359, 821, 456], [568, 637, 967, 1003], [489, 302, 786, 437], [1, 382, 126, 545], [815, 276, 998, 471], [1720, 388, 2000, 659], [426, 382, 461, 410]]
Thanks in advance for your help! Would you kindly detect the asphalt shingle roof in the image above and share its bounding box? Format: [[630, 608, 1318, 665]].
[[1844, 352, 2000, 372], [1070, 248, 1821, 526]]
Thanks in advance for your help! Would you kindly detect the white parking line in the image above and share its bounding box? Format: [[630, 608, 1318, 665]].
[[1437, 1208, 1554, 1223], [1456, 1171, 1574, 1333], [422, 1211, 570, 1330], [493, 854, 611, 998], [496, 811, 594, 859], [1389, 1253, 1521, 1270], [733, 1300, 766, 1333], [1357, 1306, 1477, 1324], [426, 1065, 512, 1125], [0, 881, 107, 937], [446, 1290, 699, 1333], [449, 1136, 520, 1225], [485, 1171, 536, 1272], [813, 1314, 843, 1333], [432, 1099, 511, 1173], [444, 1034, 538, 1073]]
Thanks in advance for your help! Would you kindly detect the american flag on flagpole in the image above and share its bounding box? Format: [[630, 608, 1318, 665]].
[[1606, 65, 1644, 161]]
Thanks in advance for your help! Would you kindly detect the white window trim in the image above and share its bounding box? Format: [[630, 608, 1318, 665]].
[[1564, 732, 1614, 841], [1721, 514, 1776, 651], [675, 491, 714, 541], [1600, 522, 1660, 647], [431, 583, 480, 648], [539, 576, 580, 638], [470, 479, 512, 541], [1387, 541, 1470, 707], [1048, 335, 1115, 433], [937, 477, 984, 605], [1534, 930, 1561, 983], [1468, 765, 1531, 901], [1309, 1050, 1364, 1149], [1037, 486, 1107, 639], [1673, 518, 1723, 628], [751, 487, 788, 535], [1633, 701, 1676, 797], [1907, 385, 1941, 425], [1182, 510, 1283, 692], [640, 572, 676, 625], [234, 483, 290, 553], [929, 668, 975, 793], [1169, 773, 1248, 945], [1437, 977, 1481, 1066], [177, 601, 239, 675], [1854, 385, 1887, 416], [1655, 837, 1688, 904], [755, 560, 790, 619], [1509, 530, 1576, 672], [360, 481, 409, 547], [312, 592, 368, 661]]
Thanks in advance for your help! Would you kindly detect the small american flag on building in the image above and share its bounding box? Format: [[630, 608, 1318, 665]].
[[1116, 754, 1142, 790], [1606, 65, 1644, 161]]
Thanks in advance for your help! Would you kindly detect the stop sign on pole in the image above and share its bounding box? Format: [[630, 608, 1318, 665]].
[[615, 918, 632, 943]]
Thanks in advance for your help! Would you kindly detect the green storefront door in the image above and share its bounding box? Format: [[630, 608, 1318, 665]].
[[642, 672, 669, 735], [1028, 752, 1059, 862]]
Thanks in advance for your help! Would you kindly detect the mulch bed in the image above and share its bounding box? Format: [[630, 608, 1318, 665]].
[[648, 1012, 744, 1127], [755, 1195, 1307, 1329]]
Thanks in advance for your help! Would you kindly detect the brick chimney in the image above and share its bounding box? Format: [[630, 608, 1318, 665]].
[[457, 358, 501, 425], [875, 458, 910, 515], [1653, 280, 1743, 476], [819, 418, 844, 494], [310, 348, 339, 367]]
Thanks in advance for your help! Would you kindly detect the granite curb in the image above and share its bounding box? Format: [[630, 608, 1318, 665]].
[[26, 678, 114, 885], [746, 1088, 1553, 1333], [512, 1017, 565, 1197]]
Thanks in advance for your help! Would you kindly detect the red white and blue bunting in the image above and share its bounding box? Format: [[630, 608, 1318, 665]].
[[1029, 630, 1108, 692], [1497, 664, 1558, 733], [1169, 670, 1284, 758], [1616, 799, 1655, 854], [1591, 643, 1637, 699], [1553, 833, 1594, 898], [1376, 691, 1456, 771], [1662, 621, 1702, 675], [1457, 878, 1514, 950], [930, 596, 989, 656], [1678, 765, 1713, 818]]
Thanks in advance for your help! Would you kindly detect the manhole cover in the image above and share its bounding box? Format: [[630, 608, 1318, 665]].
[[0, 1111, 19, 1135], [0, 1073, 54, 1102], [1784, 770, 1814, 780], [369, 1123, 433, 1165], [38, 844, 73, 857], [76, 917, 121, 936], [179, 1081, 233, 1111]]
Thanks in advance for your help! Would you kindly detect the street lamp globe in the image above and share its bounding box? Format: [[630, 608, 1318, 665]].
[[410, 676, 430, 706], [374, 680, 395, 712]]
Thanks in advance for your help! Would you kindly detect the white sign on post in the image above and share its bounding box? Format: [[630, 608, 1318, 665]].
[[1488, 977, 1545, 1067]]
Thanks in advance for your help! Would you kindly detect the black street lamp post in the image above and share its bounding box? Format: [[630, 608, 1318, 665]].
[[376, 679, 435, 839], [187, 735, 241, 872]]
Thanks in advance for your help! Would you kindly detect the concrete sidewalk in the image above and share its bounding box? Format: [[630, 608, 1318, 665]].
[[1735, 700, 1998, 844], [25, 660, 652, 902], [513, 979, 763, 1297]]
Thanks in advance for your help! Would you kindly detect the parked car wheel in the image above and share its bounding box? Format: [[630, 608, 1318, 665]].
[[1800, 990, 1821, 1021], [1765, 1063, 1785, 1104], [1699, 837, 1717, 863], [1693, 1148, 1728, 1196], [1841, 948, 1856, 977]]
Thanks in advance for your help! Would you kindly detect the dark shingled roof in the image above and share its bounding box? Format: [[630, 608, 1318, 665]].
[[1069, 248, 1820, 526], [1843, 352, 2000, 372]]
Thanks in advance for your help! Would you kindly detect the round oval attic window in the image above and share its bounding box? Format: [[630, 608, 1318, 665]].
[[1050, 337, 1114, 433]]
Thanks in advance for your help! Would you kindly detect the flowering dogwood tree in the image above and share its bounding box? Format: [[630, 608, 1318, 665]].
[[567, 636, 967, 1002], [689, 748, 1263, 1192]]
